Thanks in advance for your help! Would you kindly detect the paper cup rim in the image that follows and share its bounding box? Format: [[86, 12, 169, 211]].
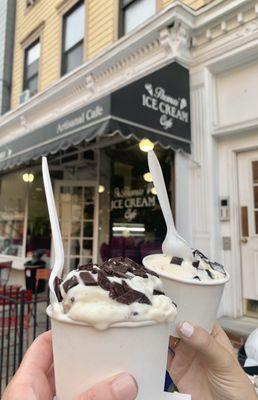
[[143, 254, 230, 286], [46, 305, 164, 329]]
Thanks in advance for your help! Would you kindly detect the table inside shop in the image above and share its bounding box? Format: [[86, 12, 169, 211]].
[[0, 255, 30, 288]]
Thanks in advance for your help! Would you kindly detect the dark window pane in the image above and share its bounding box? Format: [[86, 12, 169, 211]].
[[24, 39, 40, 94], [84, 204, 94, 219], [83, 222, 93, 237], [70, 239, 80, 255], [253, 161, 258, 184], [254, 187, 258, 209], [27, 60, 39, 80], [27, 76, 38, 95], [84, 187, 94, 202], [63, 43, 83, 74], [62, 1, 84, 75], [255, 211, 258, 234]]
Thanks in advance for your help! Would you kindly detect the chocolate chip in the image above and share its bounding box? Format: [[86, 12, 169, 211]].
[[102, 262, 114, 276], [193, 250, 226, 276], [132, 269, 148, 278], [97, 270, 111, 291], [206, 269, 214, 279], [122, 280, 130, 291], [209, 261, 226, 276], [172, 301, 177, 307], [112, 263, 129, 274], [138, 294, 151, 304], [153, 289, 165, 296], [92, 268, 98, 274], [193, 249, 209, 261], [71, 297, 75, 303], [77, 264, 95, 271], [54, 276, 63, 302], [116, 289, 151, 305], [80, 272, 97, 286], [171, 257, 183, 266], [192, 261, 200, 269], [144, 267, 159, 278], [109, 282, 126, 299], [63, 276, 79, 293], [193, 276, 201, 281]]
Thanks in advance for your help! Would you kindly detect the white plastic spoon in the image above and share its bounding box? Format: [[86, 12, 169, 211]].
[[42, 156, 64, 304], [148, 150, 193, 261]]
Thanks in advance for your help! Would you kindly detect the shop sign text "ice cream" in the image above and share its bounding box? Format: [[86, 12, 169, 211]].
[[142, 84, 188, 130], [111, 186, 156, 222], [56, 106, 103, 134]]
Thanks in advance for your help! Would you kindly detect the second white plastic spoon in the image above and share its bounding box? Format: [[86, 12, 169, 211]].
[[42, 156, 64, 304], [148, 150, 193, 261]]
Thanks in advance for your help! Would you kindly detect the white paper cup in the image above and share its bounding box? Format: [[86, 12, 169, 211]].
[[143, 256, 229, 337], [47, 306, 170, 400]]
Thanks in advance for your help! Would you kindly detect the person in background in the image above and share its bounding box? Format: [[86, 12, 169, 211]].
[[3, 323, 257, 400]]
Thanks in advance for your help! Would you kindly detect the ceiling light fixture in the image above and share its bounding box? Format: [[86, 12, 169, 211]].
[[139, 139, 154, 152], [143, 172, 153, 182]]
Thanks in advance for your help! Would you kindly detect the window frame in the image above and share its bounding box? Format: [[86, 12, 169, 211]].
[[119, 0, 158, 37], [23, 38, 40, 96], [61, 0, 85, 76]]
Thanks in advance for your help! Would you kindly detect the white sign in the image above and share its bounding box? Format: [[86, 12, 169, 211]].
[[111, 186, 156, 222], [142, 83, 189, 130], [56, 105, 103, 134]]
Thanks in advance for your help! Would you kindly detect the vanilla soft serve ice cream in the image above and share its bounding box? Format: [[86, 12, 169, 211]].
[[143, 249, 227, 283], [52, 257, 177, 330]]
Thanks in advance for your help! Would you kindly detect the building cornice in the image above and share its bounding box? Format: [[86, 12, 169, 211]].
[[0, 0, 257, 145]]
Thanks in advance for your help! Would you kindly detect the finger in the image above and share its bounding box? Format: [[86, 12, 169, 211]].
[[177, 321, 232, 368], [167, 346, 175, 371], [2, 383, 36, 400], [46, 363, 56, 395], [19, 331, 53, 374], [211, 322, 236, 357], [76, 373, 138, 400]]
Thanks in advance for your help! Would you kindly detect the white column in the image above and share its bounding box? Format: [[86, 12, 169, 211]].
[[175, 151, 192, 245]]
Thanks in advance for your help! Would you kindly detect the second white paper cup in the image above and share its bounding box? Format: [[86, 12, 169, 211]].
[[47, 306, 170, 400], [142, 256, 229, 337]]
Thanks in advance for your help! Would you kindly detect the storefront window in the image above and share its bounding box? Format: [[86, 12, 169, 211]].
[[99, 140, 174, 264], [0, 173, 27, 256]]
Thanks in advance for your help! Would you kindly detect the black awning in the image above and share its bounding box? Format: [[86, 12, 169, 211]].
[[0, 62, 191, 170]]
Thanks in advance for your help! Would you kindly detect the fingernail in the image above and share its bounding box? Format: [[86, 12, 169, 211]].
[[111, 373, 138, 400], [180, 321, 194, 338]]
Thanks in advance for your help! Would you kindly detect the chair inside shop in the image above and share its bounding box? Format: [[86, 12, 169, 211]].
[[34, 268, 51, 301]]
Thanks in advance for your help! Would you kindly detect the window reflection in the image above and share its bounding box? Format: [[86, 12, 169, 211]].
[[99, 141, 173, 264], [0, 173, 27, 256]]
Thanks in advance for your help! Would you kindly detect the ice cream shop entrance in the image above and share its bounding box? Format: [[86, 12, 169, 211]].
[[54, 180, 98, 272], [97, 139, 174, 265], [237, 150, 258, 317]]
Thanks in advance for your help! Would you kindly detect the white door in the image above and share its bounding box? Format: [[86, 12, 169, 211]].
[[55, 181, 98, 273], [238, 151, 258, 315]]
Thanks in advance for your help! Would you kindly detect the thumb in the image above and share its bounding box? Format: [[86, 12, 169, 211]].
[[76, 373, 138, 400], [177, 321, 231, 368]]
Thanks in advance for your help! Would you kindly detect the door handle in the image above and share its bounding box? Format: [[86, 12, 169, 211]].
[[241, 237, 248, 244]]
